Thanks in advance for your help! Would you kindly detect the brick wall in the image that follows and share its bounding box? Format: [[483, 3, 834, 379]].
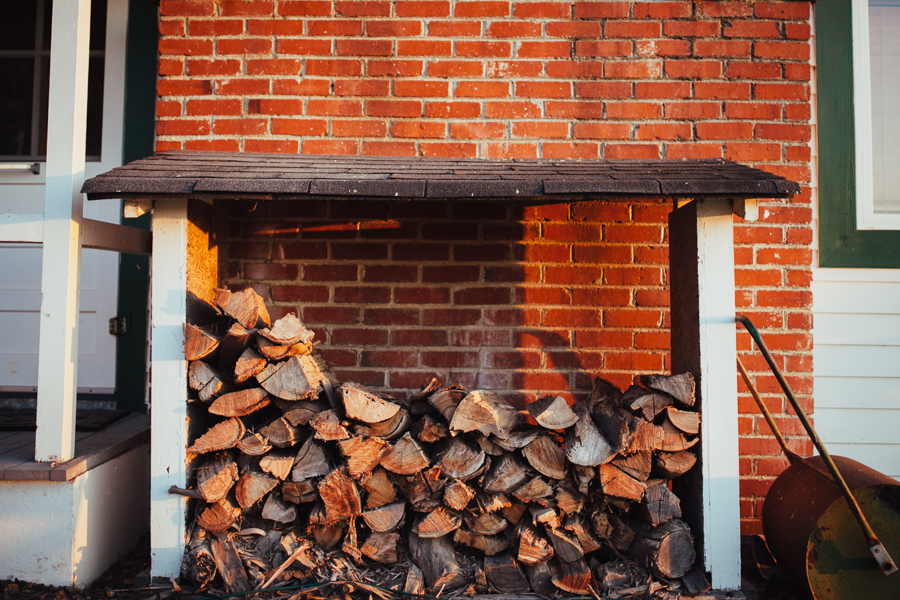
[[157, 0, 814, 535]]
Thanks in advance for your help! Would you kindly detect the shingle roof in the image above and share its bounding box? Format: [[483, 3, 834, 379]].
[[82, 150, 800, 201]]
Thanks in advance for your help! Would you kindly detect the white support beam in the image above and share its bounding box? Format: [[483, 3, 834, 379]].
[[669, 199, 741, 591], [82, 218, 152, 255], [0, 214, 44, 243], [34, 0, 92, 463], [149, 198, 189, 580]]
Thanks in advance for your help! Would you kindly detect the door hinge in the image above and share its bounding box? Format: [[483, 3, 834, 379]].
[[109, 316, 128, 336]]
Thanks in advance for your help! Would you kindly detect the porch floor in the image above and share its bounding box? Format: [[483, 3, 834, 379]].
[[0, 413, 149, 481]]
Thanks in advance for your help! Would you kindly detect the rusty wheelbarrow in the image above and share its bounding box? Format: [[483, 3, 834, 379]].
[[735, 315, 899, 600]]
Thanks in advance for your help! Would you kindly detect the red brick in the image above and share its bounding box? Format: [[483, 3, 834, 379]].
[[160, 0, 214, 16], [664, 20, 721, 37], [517, 41, 572, 58], [605, 102, 661, 120], [425, 101, 481, 118], [546, 101, 603, 119], [605, 61, 662, 79], [724, 21, 781, 38], [302, 139, 359, 154], [605, 224, 665, 243], [697, 1, 753, 17], [786, 145, 811, 162], [635, 288, 670, 306], [755, 2, 809, 19], [487, 21, 542, 38], [217, 38, 272, 55], [248, 18, 306, 35], [275, 39, 332, 55], [306, 59, 364, 76], [514, 2, 571, 18], [366, 100, 422, 117], [396, 0, 450, 16], [159, 19, 186, 36], [635, 123, 691, 140], [213, 118, 268, 136], [571, 244, 632, 263], [725, 142, 781, 162], [487, 61, 544, 78], [455, 1, 510, 17], [156, 119, 211, 136], [398, 40, 453, 56], [366, 20, 422, 37], [420, 142, 477, 157], [333, 79, 390, 97], [635, 40, 692, 57], [368, 60, 423, 77], [725, 102, 782, 120], [696, 121, 753, 140], [247, 98, 303, 115], [725, 62, 782, 80], [756, 249, 812, 268], [666, 144, 723, 159], [695, 82, 752, 100], [453, 287, 513, 305], [606, 352, 665, 371], [605, 144, 660, 159], [634, 2, 692, 18], [394, 80, 450, 97], [186, 139, 240, 151], [187, 59, 240, 76], [694, 40, 751, 57], [189, 19, 243, 36], [665, 102, 720, 119], [159, 39, 213, 56], [186, 98, 242, 116], [756, 123, 811, 142], [606, 21, 662, 38], [635, 81, 690, 99], [157, 100, 182, 117], [423, 308, 482, 326], [573, 2, 631, 18], [573, 122, 631, 140], [306, 99, 362, 116], [390, 121, 446, 139], [220, 0, 273, 15], [247, 58, 303, 75], [335, 286, 392, 304], [427, 21, 482, 37], [575, 40, 632, 57], [307, 19, 364, 36], [243, 263, 299, 281], [512, 121, 569, 139], [546, 21, 603, 37], [158, 58, 184, 77], [786, 23, 811, 40], [336, 0, 390, 15], [216, 78, 269, 95], [336, 39, 393, 56], [604, 266, 662, 285], [455, 81, 510, 97], [665, 60, 722, 79], [784, 63, 812, 81], [576, 81, 632, 99], [755, 83, 810, 101], [755, 41, 810, 60], [483, 143, 539, 158], [271, 118, 328, 136], [546, 61, 605, 79], [422, 265, 480, 282]]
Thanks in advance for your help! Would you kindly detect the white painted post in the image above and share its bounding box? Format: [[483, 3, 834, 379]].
[[149, 198, 189, 579], [35, 0, 92, 463], [669, 199, 741, 591]]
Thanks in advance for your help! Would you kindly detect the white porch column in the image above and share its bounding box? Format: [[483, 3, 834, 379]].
[[669, 199, 741, 591], [35, 0, 92, 463], [150, 198, 189, 579]]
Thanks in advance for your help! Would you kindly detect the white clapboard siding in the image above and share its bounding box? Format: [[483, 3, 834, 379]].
[[812, 270, 900, 481]]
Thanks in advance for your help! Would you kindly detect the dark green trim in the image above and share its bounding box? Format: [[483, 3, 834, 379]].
[[114, 0, 157, 412], [816, 0, 900, 268]]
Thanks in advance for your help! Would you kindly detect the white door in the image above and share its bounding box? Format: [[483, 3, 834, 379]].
[[0, 0, 128, 394]]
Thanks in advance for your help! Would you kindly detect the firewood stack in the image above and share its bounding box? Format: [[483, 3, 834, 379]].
[[180, 288, 702, 599]]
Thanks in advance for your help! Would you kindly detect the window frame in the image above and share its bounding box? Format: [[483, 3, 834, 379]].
[[817, 0, 900, 267]]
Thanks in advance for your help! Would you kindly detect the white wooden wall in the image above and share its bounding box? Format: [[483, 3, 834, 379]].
[[813, 268, 900, 480]]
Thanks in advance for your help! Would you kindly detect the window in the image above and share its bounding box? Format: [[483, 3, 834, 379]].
[[817, 0, 900, 266], [0, 0, 107, 162]]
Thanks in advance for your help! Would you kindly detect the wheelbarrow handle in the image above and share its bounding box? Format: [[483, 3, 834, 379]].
[[735, 315, 897, 576]]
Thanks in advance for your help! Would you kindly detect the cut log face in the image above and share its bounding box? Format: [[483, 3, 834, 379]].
[[665, 406, 700, 435], [196, 452, 239, 503], [209, 388, 270, 417], [260, 314, 314, 346], [281, 400, 325, 427], [319, 468, 362, 523], [544, 524, 584, 563], [341, 382, 401, 423], [467, 511, 508, 536], [184, 323, 221, 362], [259, 450, 295, 481], [292, 437, 331, 481], [628, 518, 696, 579], [236, 432, 271, 456], [198, 495, 242, 533], [611, 451, 652, 483], [219, 287, 270, 330], [188, 418, 246, 455], [409, 532, 467, 592], [527, 395, 578, 430], [444, 479, 475, 511], [550, 557, 591, 594], [259, 417, 302, 448], [413, 507, 462, 538], [598, 463, 647, 502], [261, 493, 297, 523], [634, 480, 682, 526], [485, 552, 531, 594], [438, 436, 486, 480], [310, 409, 350, 442], [362, 501, 406, 532], [282, 480, 318, 504], [492, 426, 540, 452], [354, 408, 410, 440], [526, 560, 554, 596], [484, 453, 529, 494], [404, 564, 426, 596], [517, 522, 554, 565], [189, 360, 229, 402], [410, 414, 449, 443], [450, 390, 522, 440], [640, 372, 696, 407], [653, 450, 697, 479], [428, 385, 467, 422], [210, 534, 251, 594], [380, 432, 430, 475], [339, 435, 390, 478], [361, 532, 401, 564], [360, 467, 397, 509], [564, 403, 616, 467], [563, 513, 602, 554], [235, 470, 279, 509], [522, 434, 566, 480], [512, 476, 554, 505], [234, 348, 266, 384], [257, 356, 315, 401], [454, 529, 510, 556], [623, 386, 673, 421], [591, 403, 635, 455], [555, 484, 585, 516]]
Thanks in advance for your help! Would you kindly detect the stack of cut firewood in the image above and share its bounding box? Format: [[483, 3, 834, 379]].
[[178, 288, 703, 599]]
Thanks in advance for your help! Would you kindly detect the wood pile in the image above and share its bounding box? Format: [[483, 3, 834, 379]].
[[178, 288, 702, 599]]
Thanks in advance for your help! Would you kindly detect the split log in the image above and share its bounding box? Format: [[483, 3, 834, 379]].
[[234, 348, 266, 384], [484, 453, 529, 494], [598, 463, 647, 502], [260, 314, 314, 346], [502, 501, 528, 526], [525, 561, 554, 596], [640, 373, 695, 407], [492, 426, 540, 452], [681, 567, 712, 596], [516, 522, 554, 565], [628, 518, 696, 579], [189, 361, 229, 402], [467, 511, 508, 536], [454, 529, 510, 556], [623, 386, 673, 421], [380, 432, 430, 475], [197, 495, 241, 533], [209, 387, 269, 417], [512, 477, 554, 505], [658, 418, 699, 452], [404, 565, 426, 596], [530, 505, 561, 529], [591, 403, 634, 455], [438, 436, 486, 480], [544, 526, 585, 563], [550, 558, 591, 594], [210, 534, 251, 594], [665, 406, 700, 435], [339, 435, 390, 477], [563, 513, 602, 553], [282, 480, 317, 504], [610, 451, 652, 483], [184, 530, 217, 589], [362, 501, 406, 532], [564, 403, 615, 467], [259, 450, 294, 481], [608, 513, 635, 552], [360, 467, 397, 509], [653, 450, 697, 479], [629, 420, 666, 453], [188, 418, 245, 455], [292, 437, 331, 481], [354, 408, 410, 440], [281, 400, 324, 426], [444, 479, 475, 511], [634, 480, 682, 526], [235, 470, 279, 509], [257, 356, 315, 401], [311, 523, 344, 550], [410, 414, 449, 443], [450, 390, 522, 440], [261, 493, 297, 523], [522, 434, 566, 480], [259, 417, 301, 448], [485, 553, 531, 594], [218, 287, 270, 330], [478, 434, 505, 456], [184, 323, 220, 362], [361, 532, 401, 563], [413, 507, 461, 538], [310, 409, 350, 441], [573, 465, 594, 495], [196, 453, 239, 503], [409, 532, 467, 592], [216, 323, 256, 372], [257, 337, 310, 361], [428, 385, 467, 421], [479, 491, 513, 514], [341, 518, 362, 562], [236, 432, 270, 456], [341, 382, 401, 423], [527, 395, 578, 430], [319, 468, 362, 523]]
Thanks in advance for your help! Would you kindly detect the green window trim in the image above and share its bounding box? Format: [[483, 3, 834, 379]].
[[817, 0, 900, 268]]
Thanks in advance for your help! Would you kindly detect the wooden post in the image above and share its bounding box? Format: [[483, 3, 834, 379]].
[[34, 0, 92, 463], [668, 199, 741, 591], [150, 198, 189, 580]]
